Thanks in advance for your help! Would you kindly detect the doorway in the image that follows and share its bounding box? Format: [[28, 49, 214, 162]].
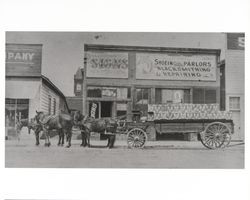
[[100, 101, 112, 118]]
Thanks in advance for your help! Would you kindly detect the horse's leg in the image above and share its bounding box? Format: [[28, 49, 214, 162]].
[[43, 130, 48, 146], [66, 129, 72, 148], [35, 129, 40, 146], [47, 133, 51, 147], [107, 135, 111, 148], [44, 130, 50, 147], [80, 131, 86, 147], [61, 130, 65, 146], [58, 129, 62, 146], [87, 131, 90, 148], [109, 135, 116, 148]]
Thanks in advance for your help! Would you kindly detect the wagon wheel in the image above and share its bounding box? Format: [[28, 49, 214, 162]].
[[127, 128, 147, 148], [200, 122, 231, 149]]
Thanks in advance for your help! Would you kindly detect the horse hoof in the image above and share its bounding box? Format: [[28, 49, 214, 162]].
[[66, 145, 71, 148], [57, 143, 60, 146], [61, 143, 64, 146], [44, 143, 47, 147], [48, 143, 51, 147], [36, 143, 39, 146]]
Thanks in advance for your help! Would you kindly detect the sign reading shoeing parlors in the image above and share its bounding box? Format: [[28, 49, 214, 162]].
[[136, 53, 217, 81], [6, 44, 42, 76], [86, 51, 129, 78]]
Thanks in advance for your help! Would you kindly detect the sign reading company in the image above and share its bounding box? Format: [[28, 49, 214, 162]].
[[86, 51, 129, 78], [136, 53, 217, 81], [6, 44, 42, 76]]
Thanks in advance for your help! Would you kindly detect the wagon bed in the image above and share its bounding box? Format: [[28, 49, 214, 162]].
[[123, 104, 234, 149]]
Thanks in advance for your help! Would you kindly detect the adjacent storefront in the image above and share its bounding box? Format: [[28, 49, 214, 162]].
[[225, 33, 245, 140], [83, 45, 221, 138], [5, 44, 69, 138]]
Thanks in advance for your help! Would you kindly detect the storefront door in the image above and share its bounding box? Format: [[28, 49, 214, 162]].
[[100, 101, 112, 118]]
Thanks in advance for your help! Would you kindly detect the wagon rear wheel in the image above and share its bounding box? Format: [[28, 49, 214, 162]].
[[200, 122, 231, 149], [127, 128, 147, 148]]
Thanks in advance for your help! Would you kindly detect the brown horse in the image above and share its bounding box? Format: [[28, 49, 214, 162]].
[[73, 111, 116, 148], [34, 111, 73, 147]]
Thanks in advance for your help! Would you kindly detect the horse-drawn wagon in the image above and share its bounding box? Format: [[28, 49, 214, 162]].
[[119, 103, 234, 149], [32, 103, 234, 149]]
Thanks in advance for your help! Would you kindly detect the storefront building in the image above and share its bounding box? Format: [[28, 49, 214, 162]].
[[225, 33, 245, 140], [82, 44, 221, 139], [5, 44, 69, 137]]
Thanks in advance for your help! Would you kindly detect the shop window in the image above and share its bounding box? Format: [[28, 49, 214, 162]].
[[48, 95, 51, 115], [53, 98, 56, 115], [5, 98, 29, 128], [136, 88, 150, 104], [117, 103, 127, 117], [87, 87, 102, 98], [155, 89, 190, 104], [135, 88, 150, 114], [193, 88, 217, 104], [229, 97, 240, 110], [117, 88, 127, 99]]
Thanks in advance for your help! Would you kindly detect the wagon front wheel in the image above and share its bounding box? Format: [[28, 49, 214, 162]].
[[127, 128, 147, 148], [200, 122, 231, 149]]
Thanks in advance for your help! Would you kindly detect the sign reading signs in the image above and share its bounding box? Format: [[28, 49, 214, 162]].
[[6, 44, 42, 76], [136, 53, 217, 81], [227, 33, 245, 50], [86, 51, 129, 78]]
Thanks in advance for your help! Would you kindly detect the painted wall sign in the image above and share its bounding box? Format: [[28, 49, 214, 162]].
[[6, 44, 42, 76], [136, 53, 217, 81], [227, 33, 245, 50], [86, 51, 129, 78]]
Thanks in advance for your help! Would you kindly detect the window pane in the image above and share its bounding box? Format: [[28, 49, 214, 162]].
[[155, 89, 162, 104], [205, 89, 216, 104], [193, 88, 205, 104], [117, 88, 127, 99], [183, 90, 191, 103], [87, 87, 102, 98], [229, 97, 240, 110]]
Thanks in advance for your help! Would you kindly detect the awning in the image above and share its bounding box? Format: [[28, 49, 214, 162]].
[[6, 80, 40, 99]]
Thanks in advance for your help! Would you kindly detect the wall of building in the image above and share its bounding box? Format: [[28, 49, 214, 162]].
[[83, 45, 221, 115], [225, 50, 244, 140], [40, 82, 60, 115]]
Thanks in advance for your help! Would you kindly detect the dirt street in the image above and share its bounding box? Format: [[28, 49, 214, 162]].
[[5, 132, 244, 168]]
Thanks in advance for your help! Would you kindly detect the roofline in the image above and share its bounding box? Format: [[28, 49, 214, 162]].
[[84, 44, 221, 55]]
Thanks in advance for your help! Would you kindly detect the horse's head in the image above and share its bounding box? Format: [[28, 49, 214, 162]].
[[35, 110, 45, 124], [73, 110, 83, 122]]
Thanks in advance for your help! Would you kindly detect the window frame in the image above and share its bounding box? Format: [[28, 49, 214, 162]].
[[229, 96, 240, 111]]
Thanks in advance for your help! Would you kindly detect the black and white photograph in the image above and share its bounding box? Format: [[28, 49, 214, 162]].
[[1, 1, 249, 200], [5, 32, 245, 168]]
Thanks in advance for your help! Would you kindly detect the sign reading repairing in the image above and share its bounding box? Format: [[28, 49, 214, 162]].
[[136, 53, 217, 81], [86, 51, 129, 78]]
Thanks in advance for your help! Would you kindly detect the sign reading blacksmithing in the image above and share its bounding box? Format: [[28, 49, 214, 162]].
[[227, 33, 245, 50], [6, 44, 42, 76], [136, 53, 217, 81], [86, 51, 129, 78]]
